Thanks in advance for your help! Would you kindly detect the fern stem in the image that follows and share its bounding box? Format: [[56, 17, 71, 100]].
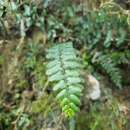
[[69, 117, 75, 130]]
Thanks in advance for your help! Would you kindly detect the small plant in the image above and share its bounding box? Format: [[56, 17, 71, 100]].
[[92, 54, 122, 88], [46, 42, 84, 118]]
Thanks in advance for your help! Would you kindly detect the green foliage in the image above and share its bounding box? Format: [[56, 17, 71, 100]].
[[31, 94, 55, 117], [0, 0, 130, 130], [46, 42, 83, 118], [92, 53, 122, 88], [24, 41, 46, 89], [24, 42, 40, 70], [16, 114, 30, 130], [0, 100, 30, 130], [110, 50, 130, 65], [78, 6, 130, 88], [74, 8, 129, 48], [78, 99, 127, 130]]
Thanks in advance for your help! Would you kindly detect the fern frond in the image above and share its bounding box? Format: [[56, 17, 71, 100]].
[[110, 51, 130, 65], [46, 42, 83, 118], [96, 54, 122, 88]]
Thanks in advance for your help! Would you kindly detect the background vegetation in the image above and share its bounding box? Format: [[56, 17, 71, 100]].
[[0, 0, 130, 130]]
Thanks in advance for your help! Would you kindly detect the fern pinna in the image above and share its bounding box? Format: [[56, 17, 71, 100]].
[[46, 42, 83, 118]]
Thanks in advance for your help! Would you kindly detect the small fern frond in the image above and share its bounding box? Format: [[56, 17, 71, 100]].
[[110, 51, 130, 65], [46, 42, 83, 118], [94, 54, 122, 88]]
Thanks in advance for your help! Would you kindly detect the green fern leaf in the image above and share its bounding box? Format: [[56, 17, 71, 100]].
[[46, 42, 83, 118], [96, 54, 122, 88]]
